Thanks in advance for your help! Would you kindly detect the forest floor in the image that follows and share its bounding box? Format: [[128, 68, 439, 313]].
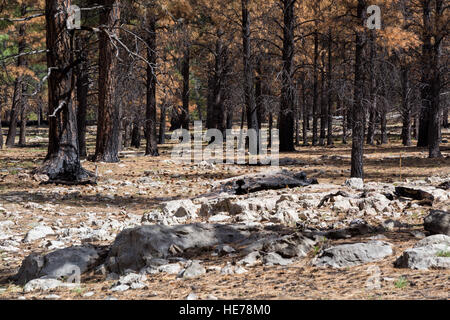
[[0, 124, 449, 300]]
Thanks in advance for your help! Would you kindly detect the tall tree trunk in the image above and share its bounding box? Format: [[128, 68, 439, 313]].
[[326, 31, 333, 146], [255, 61, 264, 130], [294, 82, 300, 146], [38, 0, 89, 181], [401, 66, 412, 146], [301, 75, 308, 145], [159, 103, 167, 144], [341, 99, 347, 144], [380, 109, 388, 144], [241, 0, 259, 152], [206, 34, 227, 134], [95, 0, 121, 162], [6, 4, 27, 147], [0, 94, 3, 149], [181, 44, 190, 130], [319, 54, 326, 146], [366, 31, 376, 145], [278, 0, 296, 152], [145, 9, 159, 156], [76, 35, 89, 158], [131, 118, 141, 149], [312, 31, 319, 146], [19, 102, 27, 146], [427, 0, 443, 158], [351, 0, 367, 179], [443, 107, 449, 128]]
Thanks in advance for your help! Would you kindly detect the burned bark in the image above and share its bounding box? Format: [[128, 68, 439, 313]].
[[38, 0, 90, 182], [350, 0, 367, 179], [94, 0, 121, 163], [278, 0, 296, 152], [145, 9, 159, 157]]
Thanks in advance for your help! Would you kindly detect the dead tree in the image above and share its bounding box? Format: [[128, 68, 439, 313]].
[[38, 0, 90, 182]]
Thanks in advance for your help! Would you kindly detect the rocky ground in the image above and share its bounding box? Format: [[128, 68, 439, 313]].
[[0, 129, 449, 300]]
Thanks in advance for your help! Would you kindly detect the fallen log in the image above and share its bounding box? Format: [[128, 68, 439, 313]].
[[394, 186, 434, 206]]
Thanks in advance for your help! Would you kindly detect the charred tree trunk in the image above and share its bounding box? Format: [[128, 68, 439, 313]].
[[255, 61, 264, 130], [443, 107, 449, 128], [427, 0, 443, 158], [401, 66, 412, 146], [326, 31, 333, 146], [38, 0, 89, 182], [206, 76, 216, 129], [145, 10, 159, 156], [294, 82, 300, 146], [159, 103, 167, 144], [95, 0, 121, 162], [76, 36, 89, 158], [319, 54, 326, 146], [131, 118, 141, 149], [241, 0, 259, 152], [380, 109, 388, 144], [206, 34, 227, 133], [278, 0, 296, 152], [0, 92, 3, 149], [351, 0, 367, 179], [181, 45, 190, 130], [341, 99, 347, 144], [312, 31, 319, 146], [301, 75, 308, 145], [19, 102, 27, 146], [366, 31, 376, 146]]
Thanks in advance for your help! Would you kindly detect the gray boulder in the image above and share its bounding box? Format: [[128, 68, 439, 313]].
[[313, 241, 393, 268], [105, 224, 251, 274], [424, 210, 450, 236], [14, 246, 103, 285], [23, 277, 78, 293], [262, 233, 315, 258], [179, 261, 206, 279], [394, 235, 450, 270], [263, 252, 293, 266]]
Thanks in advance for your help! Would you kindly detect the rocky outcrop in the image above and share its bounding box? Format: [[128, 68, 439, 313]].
[[312, 241, 393, 268]]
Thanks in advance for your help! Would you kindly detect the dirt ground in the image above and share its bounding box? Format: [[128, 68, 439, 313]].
[[0, 124, 449, 300]]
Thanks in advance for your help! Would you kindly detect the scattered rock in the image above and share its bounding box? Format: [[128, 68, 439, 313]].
[[14, 246, 104, 285], [186, 292, 198, 300], [220, 263, 248, 275], [344, 178, 364, 190], [158, 263, 182, 275], [111, 273, 147, 291], [313, 241, 393, 268], [424, 210, 450, 236], [23, 225, 55, 243], [161, 199, 200, 219], [262, 233, 315, 258], [83, 291, 95, 298], [237, 251, 261, 267], [394, 235, 450, 270], [179, 261, 206, 279], [263, 252, 293, 266], [23, 277, 77, 293]]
